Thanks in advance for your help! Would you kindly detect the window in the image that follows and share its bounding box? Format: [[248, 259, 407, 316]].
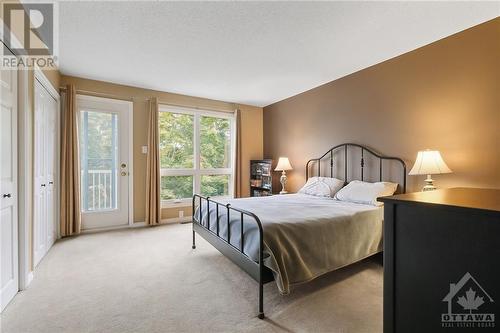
[[159, 105, 234, 203], [80, 110, 118, 211]]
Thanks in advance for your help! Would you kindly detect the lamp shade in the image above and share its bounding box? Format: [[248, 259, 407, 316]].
[[409, 150, 452, 175], [275, 157, 293, 171]]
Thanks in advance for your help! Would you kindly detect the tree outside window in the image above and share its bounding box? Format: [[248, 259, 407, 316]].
[[158, 106, 234, 202]]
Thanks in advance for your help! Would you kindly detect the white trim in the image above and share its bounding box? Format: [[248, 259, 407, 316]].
[[193, 111, 200, 194], [127, 101, 134, 226], [17, 65, 32, 290], [161, 200, 192, 209], [55, 85, 61, 240], [161, 195, 231, 208], [26, 271, 34, 286], [77, 94, 132, 108], [159, 104, 235, 119], [82, 221, 146, 234], [160, 168, 232, 176], [79, 217, 191, 234], [81, 223, 138, 234], [34, 67, 59, 101]]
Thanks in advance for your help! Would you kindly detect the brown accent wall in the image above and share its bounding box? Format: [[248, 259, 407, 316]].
[[264, 18, 500, 193], [60, 75, 263, 222]]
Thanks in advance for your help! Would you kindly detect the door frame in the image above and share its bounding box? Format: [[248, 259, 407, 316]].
[[77, 94, 134, 229], [17, 61, 32, 290]]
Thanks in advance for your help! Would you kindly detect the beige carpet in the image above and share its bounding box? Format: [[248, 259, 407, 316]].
[[0, 223, 382, 333]]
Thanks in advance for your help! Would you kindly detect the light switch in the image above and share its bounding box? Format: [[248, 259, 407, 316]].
[[142, 146, 148, 154]]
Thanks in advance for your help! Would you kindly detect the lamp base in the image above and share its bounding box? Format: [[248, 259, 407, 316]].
[[422, 175, 436, 191], [280, 171, 288, 194]]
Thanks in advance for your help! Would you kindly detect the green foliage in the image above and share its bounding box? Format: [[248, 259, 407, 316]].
[[159, 112, 193, 168], [200, 116, 230, 169], [79, 111, 118, 211], [80, 111, 116, 170], [159, 112, 232, 199], [201, 175, 229, 197], [161, 176, 193, 200]]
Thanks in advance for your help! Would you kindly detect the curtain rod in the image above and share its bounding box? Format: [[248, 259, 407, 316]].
[[59, 87, 239, 113]]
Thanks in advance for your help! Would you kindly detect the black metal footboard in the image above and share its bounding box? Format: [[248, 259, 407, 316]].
[[191, 194, 274, 319]]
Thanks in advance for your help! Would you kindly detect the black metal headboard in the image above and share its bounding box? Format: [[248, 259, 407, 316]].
[[305, 143, 407, 193]]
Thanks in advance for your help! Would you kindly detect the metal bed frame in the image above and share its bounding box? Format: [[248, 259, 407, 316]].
[[191, 143, 406, 319]]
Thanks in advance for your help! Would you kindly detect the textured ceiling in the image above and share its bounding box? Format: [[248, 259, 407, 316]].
[[58, 1, 499, 106]]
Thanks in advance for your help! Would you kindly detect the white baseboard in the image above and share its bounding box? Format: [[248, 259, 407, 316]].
[[26, 271, 34, 288], [80, 217, 191, 234], [81, 223, 134, 234]]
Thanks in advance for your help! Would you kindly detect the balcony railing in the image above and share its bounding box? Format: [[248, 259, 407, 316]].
[[81, 169, 116, 211]]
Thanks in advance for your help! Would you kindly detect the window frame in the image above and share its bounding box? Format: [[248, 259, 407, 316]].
[[158, 104, 235, 206]]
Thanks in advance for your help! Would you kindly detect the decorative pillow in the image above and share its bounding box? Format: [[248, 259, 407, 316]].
[[334, 180, 398, 206], [298, 177, 345, 198]]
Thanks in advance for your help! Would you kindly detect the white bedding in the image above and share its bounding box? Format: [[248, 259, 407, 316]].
[[198, 193, 383, 294]]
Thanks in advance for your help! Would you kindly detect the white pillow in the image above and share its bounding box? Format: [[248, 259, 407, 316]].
[[298, 177, 345, 198], [334, 180, 398, 206]]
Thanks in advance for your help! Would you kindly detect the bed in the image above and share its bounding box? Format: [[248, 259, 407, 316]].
[[191, 143, 406, 319]]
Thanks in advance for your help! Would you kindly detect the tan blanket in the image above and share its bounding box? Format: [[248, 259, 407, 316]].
[[199, 194, 383, 294]]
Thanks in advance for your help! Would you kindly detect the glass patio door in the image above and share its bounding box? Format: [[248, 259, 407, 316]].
[[77, 95, 132, 230]]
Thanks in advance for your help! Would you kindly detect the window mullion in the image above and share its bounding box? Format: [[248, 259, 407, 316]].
[[159, 108, 235, 200], [194, 114, 200, 194]]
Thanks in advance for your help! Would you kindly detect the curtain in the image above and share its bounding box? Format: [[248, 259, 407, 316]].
[[234, 108, 242, 198], [60, 84, 82, 236], [145, 97, 161, 225]]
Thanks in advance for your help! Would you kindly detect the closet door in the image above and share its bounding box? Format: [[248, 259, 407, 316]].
[[33, 76, 58, 268], [33, 79, 48, 267], [0, 54, 18, 311]]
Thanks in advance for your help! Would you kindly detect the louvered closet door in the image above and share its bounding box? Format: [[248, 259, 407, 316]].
[[0, 48, 19, 312], [33, 78, 58, 267]]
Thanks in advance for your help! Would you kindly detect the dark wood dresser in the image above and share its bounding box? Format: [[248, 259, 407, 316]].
[[379, 188, 500, 333]]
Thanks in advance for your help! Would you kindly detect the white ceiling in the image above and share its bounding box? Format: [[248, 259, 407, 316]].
[[58, 1, 499, 107]]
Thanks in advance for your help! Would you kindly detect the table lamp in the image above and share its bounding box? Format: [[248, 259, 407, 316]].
[[409, 150, 452, 191], [275, 157, 293, 194]]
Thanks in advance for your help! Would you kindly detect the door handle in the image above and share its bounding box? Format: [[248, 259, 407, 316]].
[[121, 171, 127, 176], [121, 163, 127, 168], [49, 181, 54, 185], [41, 184, 46, 187], [2, 193, 11, 198]]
